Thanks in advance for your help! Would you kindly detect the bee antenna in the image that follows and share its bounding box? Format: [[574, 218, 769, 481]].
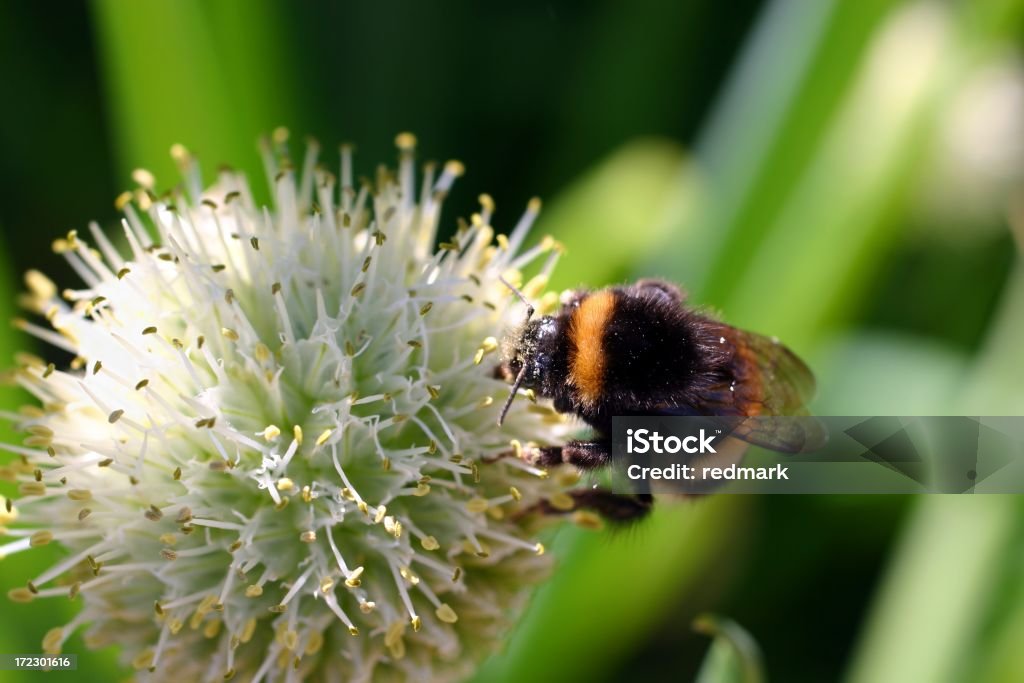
[[499, 275, 535, 324], [497, 275, 536, 427], [498, 363, 528, 427]]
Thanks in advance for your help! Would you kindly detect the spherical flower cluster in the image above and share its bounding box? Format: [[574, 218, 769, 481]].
[[0, 132, 576, 682]]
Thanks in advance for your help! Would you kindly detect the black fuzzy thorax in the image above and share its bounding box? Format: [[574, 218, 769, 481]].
[[573, 286, 733, 434]]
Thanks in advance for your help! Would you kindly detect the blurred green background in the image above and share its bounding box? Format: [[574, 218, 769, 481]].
[[2, 1, 1024, 681]]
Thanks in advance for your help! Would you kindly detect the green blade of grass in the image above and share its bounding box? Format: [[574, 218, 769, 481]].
[[843, 496, 1016, 683], [90, 0, 307, 184], [693, 614, 765, 683], [646, 0, 900, 295], [844, 187, 1024, 681]]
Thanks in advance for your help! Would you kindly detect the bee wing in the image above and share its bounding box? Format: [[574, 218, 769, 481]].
[[655, 327, 826, 453], [715, 327, 816, 413]]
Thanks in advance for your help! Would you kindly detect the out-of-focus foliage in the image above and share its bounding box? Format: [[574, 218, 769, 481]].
[[1, 1, 1024, 681], [693, 615, 764, 683]]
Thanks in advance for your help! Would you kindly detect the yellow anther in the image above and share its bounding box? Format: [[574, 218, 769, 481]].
[[436, 603, 459, 624], [444, 160, 465, 177], [548, 492, 575, 511], [524, 275, 548, 299], [572, 510, 605, 531], [30, 530, 54, 547], [42, 627, 64, 655], [113, 191, 133, 211], [241, 618, 257, 643], [25, 270, 57, 300], [305, 630, 324, 655], [132, 649, 155, 671], [19, 482, 46, 496], [131, 168, 156, 189], [395, 132, 417, 150]]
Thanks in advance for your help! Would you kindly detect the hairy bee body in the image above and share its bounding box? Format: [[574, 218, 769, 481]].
[[499, 278, 820, 523]]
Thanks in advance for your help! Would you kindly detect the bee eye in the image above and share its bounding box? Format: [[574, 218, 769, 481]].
[[506, 355, 523, 374]]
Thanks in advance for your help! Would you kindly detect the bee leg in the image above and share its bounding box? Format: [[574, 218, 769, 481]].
[[487, 440, 612, 468], [512, 439, 611, 468], [520, 489, 653, 524], [568, 489, 654, 523]]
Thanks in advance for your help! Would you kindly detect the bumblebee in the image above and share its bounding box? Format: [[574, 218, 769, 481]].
[[497, 278, 822, 522]]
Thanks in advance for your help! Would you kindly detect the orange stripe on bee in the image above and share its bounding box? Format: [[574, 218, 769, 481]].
[[568, 290, 615, 407]]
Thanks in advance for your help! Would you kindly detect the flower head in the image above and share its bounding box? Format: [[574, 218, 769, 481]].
[[0, 131, 573, 681]]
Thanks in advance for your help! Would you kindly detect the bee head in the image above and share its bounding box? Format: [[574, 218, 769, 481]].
[[503, 316, 558, 390], [496, 275, 554, 426]]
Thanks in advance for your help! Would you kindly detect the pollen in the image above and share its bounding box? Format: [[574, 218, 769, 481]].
[[29, 532, 53, 548], [548, 492, 576, 511], [315, 429, 332, 447]]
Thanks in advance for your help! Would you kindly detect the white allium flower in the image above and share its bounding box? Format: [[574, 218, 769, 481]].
[[0, 131, 576, 682]]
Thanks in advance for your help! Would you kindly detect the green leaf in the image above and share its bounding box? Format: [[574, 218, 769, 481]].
[[693, 614, 765, 683], [90, 0, 308, 185], [812, 332, 968, 415], [843, 497, 1017, 683], [645, 0, 901, 300]]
